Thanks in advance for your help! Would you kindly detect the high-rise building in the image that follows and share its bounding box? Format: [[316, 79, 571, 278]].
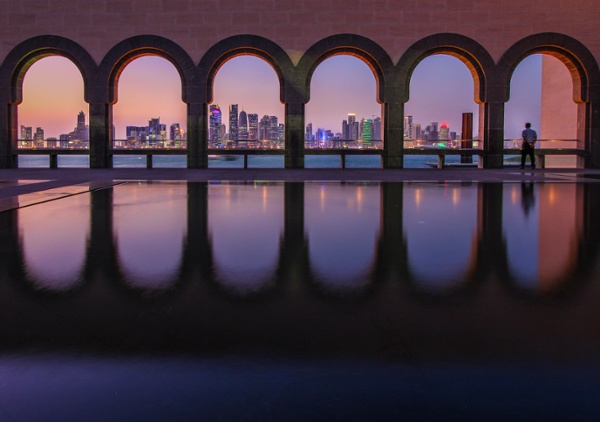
[[429, 121, 439, 141], [414, 124, 422, 140], [20, 125, 32, 140], [69, 110, 89, 140], [148, 118, 165, 141], [34, 127, 44, 140], [170, 123, 183, 140], [360, 119, 372, 141], [229, 104, 238, 140], [248, 113, 259, 141], [259, 115, 270, 140], [348, 113, 359, 140], [372, 117, 382, 140], [278, 123, 285, 141], [238, 110, 248, 141], [439, 122, 449, 140], [269, 116, 278, 140], [404, 115, 413, 139], [209, 104, 222, 141], [306, 122, 313, 140]]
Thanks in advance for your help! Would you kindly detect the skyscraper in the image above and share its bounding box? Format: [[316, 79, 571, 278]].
[[360, 118, 372, 141], [348, 113, 359, 140], [20, 125, 32, 140], [209, 105, 222, 141], [229, 104, 238, 140], [248, 113, 259, 141], [238, 110, 248, 141], [170, 123, 182, 140], [439, 122, 449, 140], [372, 117, 382, 141], [259, 115, 270, 140], [269, 116, 278, 140], [404, 115, 413, 139], [305, 122, 313, 141]]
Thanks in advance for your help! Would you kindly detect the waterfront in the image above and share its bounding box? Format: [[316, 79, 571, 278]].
[[15, 154, 475, 169], [0, 179, 599, 419]]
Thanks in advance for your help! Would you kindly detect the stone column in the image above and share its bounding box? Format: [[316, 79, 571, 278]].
[[382, 101, 404, 168], [0, 103, 18, 168], [277, 182, 309, 285], [578, 102, 600, 168], [187, 102, 207, 169], [284, 102, 304, 169], [481, 101, 505, 169], [89, 102, 112, 168]]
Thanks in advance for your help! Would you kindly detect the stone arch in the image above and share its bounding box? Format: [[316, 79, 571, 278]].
[[0, 35, 98, 104], [296, 34, 394, 104], [396, 33, 496, 104], [497, 33, 600, 104], [98, 35, 198, 105], [198, 34, 295, 104]]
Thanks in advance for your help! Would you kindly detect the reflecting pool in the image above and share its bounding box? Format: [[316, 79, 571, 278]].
[[1, 181, 600, 419]]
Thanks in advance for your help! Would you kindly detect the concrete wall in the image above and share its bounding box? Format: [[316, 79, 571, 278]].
[[1, 0, 599, 66]]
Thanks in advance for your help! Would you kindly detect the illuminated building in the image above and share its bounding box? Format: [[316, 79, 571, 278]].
[[439, 122, 449, 140], [34, 127, 44, 140], [305, 122, 313, 140], [238, 110, 248, 141], [20, 125, 32, 140], [360, 119, 372, 141], [209, 105, 222, 141], [229, 104, 238, 140], [248, 113, 258, 141], [269, 116, 278, 140], [404, 115, 413, 139], [259, 115, 270, 140]]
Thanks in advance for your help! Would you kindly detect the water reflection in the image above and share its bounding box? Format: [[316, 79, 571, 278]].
[[208, 183, 284, 294], [18, 193, 90, 291], [403, 184, 478, 292], [113, 182, 187, 291], [305, 183, 380, 293], [5, 182, 600, 298]]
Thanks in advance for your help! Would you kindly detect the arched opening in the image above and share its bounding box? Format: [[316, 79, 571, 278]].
[[404, 55, 479, 168], [504, 53, 579, 168], [209, 55, 284, 168], [18, 56, 89, 168], [112, 56, 187, 168], [305, 55, 382, 168]]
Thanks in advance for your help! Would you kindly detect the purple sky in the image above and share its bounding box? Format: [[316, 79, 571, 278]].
[[19, 53, 544, 140]]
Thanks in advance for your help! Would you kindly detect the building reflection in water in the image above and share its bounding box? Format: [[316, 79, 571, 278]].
[[8, 181, 599, 298], [18, 193, 90, 291], [208, 182, 284, 294], [1, 181, 600, 364]]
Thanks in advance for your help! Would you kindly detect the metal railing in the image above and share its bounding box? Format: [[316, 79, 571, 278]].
[[13, 139, 587, 169]]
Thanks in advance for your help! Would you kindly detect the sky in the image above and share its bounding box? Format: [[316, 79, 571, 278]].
[[18, 53, 547, 140]]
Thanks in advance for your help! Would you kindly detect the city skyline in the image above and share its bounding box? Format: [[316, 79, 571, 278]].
[[18, 54, 545, 141]]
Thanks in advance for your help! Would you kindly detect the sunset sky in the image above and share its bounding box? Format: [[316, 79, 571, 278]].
[[18, 53, 545, 140]]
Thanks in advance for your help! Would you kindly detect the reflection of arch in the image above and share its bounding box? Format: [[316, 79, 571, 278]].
[[0, 35, 98, 104], [98, 35, 199, 104], [297, 34, 394, 104], [497, 33, 600, 104], [198, 35, 295, 104], [396, 33, 496, 104]]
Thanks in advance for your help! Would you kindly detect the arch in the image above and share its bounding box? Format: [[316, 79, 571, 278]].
[[497, 33, 600, 103], [98, 35, 198, 104], [396, 33, 496, 104], [0, 35, 98, 104], [198, 35, 295, 104], [297, 34, 394, 104]]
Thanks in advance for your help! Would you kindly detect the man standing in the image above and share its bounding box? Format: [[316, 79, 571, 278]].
[[520, 122, 537, 169]]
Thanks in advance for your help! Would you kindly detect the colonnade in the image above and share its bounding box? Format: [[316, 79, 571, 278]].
[[1, 33, 599, 168]]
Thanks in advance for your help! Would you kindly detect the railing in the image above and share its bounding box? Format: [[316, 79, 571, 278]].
[[12, 139, 588, 169]]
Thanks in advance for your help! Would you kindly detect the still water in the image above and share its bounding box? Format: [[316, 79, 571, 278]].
[[1, 181, 599, 419]]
